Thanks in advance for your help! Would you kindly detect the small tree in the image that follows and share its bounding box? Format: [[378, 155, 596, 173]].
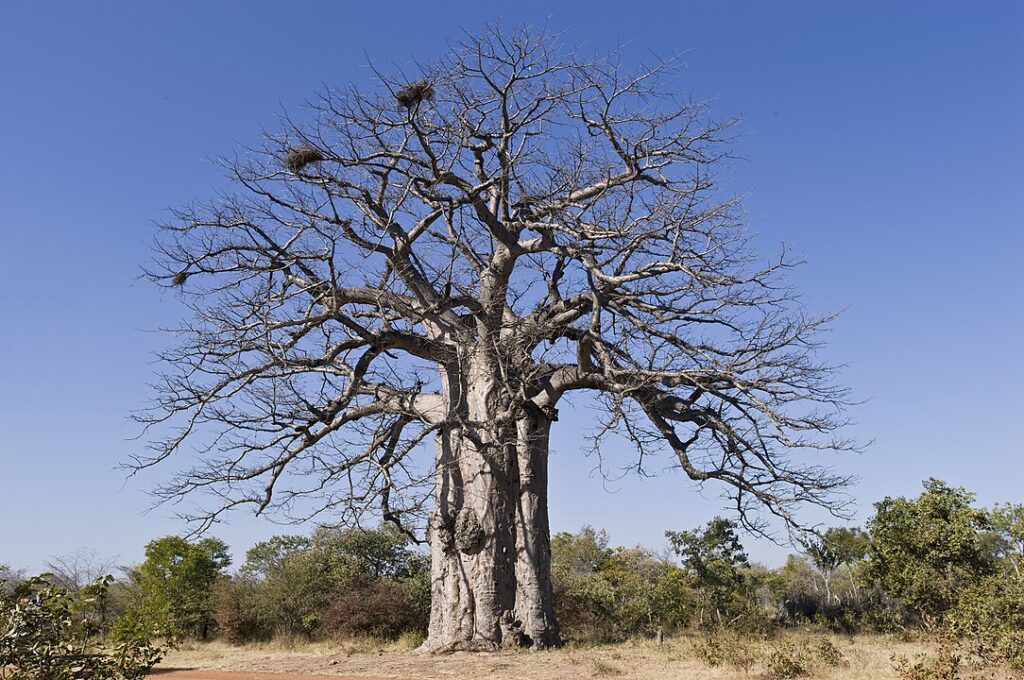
[[953, 502, 1024, 668], [667, 517, 750, 625], [805, 526, 868, 605], [116, 536, 230, 641], [864, 479, 993, 627]]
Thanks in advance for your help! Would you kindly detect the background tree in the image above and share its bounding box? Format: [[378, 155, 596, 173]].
[[115, 536, 230, 641], [44, 549, 118, 598], [43, 549, 121, 630], [238, 535, 311, 581], [864, 479, 994, 628], [805, 527, 868, 606], [0, 564, 24, 595], [549, 527, 692, 641], [987, 502, 1024, 578], [136, 25, 853, 650], [667, 518, 750, 625]]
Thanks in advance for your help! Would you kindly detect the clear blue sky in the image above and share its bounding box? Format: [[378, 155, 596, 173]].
[[1, 1, 1022, 572]]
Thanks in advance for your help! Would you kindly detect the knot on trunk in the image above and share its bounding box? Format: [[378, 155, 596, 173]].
[[430, 512, 455, 552], [499, 615, 534, 649], [454, 507, 484, 553]]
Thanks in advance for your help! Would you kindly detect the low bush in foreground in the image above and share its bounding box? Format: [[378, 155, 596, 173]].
[[0, 576, 165, 680]]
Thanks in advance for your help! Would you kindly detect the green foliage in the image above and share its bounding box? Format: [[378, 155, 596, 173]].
[[763, 642, 810, 679], [667, 517, 751, 626], [214, 524, 428, 642], [239, 535, 311, 580], [814, 638, 847, 667], [7, 477, 1012, 660], [807, 527, 869, 576], [550, 527, 694, 642], [988, 502, 1024, 576], [0, 575, 164, 680], [952, 570, 1024, 669], [113, 536, 230, 641], [864, 479, 994, 626]]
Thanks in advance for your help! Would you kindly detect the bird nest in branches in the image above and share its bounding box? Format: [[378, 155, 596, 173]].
[[284, 146, 325, 173], [395, 80, 434, 108]]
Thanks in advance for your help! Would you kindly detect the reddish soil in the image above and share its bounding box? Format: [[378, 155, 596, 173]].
[[151, 671, 407, 680]]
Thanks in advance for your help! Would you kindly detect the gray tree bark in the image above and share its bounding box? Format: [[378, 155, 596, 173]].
[[422, 354, 559, 651]]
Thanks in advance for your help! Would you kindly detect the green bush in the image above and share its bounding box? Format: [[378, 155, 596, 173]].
[[0, 576, 164, 680], [690, 630, 758, 671], [952, 572, 1024, 669], [551, 528, 695, 642], [763, 642, 810, 679]]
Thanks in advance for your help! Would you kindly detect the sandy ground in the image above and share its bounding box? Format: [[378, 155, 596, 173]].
[[151, 633, 997, 680], [151, 673, 394, 680]]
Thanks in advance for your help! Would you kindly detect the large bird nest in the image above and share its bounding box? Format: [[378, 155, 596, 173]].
[[395, 80, 435, 108], [284, 145, 325, 173]]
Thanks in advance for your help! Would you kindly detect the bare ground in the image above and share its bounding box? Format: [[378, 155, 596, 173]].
[[152, 633, 1008, 680]]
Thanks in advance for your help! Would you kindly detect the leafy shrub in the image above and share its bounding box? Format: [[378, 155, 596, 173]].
[[953, 572, 1024, 669], [691, 634, 726, 666], [690, 630, 757, 672], [214, 525, 428, 641], [552, 528, 695, 642], [0, 576, 164, 680], [891, 635, 962, 680], [814, 638, 847, 667], [865, 480, 994, 627], [763, 642, 810, 679], [667, 518, 750, 627], [589, 658, 624, 676]]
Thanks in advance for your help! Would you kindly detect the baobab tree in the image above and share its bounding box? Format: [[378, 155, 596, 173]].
[[137, 26, 853, 651]]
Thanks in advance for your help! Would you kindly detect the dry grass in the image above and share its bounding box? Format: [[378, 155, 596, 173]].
[[159, 631, 1020, 679]]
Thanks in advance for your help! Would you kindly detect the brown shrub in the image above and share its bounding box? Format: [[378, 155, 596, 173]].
[[321, 581, 426, 640], [212, 579, 264, 644]]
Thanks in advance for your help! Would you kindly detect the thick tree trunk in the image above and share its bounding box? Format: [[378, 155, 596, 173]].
[[420, 356, 559, 651], [512, 411, 559, 648]]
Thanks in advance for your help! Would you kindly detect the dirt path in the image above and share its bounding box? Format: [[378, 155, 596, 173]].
[[151, 671, 408, 680]]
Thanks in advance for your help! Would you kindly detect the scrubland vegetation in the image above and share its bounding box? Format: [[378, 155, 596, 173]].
[[2, 478, 1022, 678]]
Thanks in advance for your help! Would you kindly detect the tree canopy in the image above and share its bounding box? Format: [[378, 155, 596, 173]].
[[135, 24, 856, 649]]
